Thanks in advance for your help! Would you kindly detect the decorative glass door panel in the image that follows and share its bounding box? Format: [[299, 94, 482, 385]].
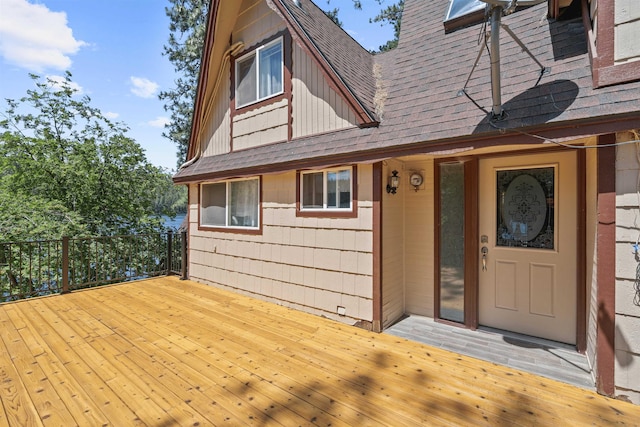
[[496, 167, 555, 249]]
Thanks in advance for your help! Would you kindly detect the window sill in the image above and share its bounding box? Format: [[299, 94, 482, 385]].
[[296, 209, 357, 219], [198, 225, 263, 235]]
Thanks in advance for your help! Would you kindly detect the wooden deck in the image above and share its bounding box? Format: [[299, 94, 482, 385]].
[[1, 277, 638, 426]]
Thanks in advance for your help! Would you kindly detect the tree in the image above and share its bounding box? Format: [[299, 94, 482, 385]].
[[0, 73, 168, 239], [371, 0, 404, 52], [159, 0, 210, 167], [161, 0, 404, 165], [324, 7, 343, 27]]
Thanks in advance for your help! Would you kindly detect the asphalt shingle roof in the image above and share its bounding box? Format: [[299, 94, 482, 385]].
[[174, 0, 640, 183], [272, 0, 378, 122]]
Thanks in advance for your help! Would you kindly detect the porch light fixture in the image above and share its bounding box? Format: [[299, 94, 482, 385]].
[[386, 170, 400, 194]]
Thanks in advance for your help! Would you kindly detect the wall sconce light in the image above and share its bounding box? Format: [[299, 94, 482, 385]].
[[386, 170, 399, 194]]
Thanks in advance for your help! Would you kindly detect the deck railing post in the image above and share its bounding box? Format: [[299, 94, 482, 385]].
[[62, 236, 69, 294], [180, 230, 187, 280], [166, 230, 173, 276]]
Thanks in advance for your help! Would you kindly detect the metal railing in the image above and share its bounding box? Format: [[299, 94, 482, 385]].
[[0, 231, 187, 303]]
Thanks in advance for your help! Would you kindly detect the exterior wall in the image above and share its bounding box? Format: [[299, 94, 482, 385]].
[[233, 0, 284, 49], [382, 161, 405, 328], [199, 0, 359, 156], [291, 43, 358, 138], [233, 99, 288, 150], [586, 138, 599, 379], [403, 159, 435, 317], [615, 0, 640, 64], [230, 0, 288, 150], [614, 131, 640, 404], [202, 61, 231, 157], [187, 164, 375, 325]]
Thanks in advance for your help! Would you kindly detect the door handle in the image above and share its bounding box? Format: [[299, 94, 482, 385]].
[[481, 246, 488, 271]]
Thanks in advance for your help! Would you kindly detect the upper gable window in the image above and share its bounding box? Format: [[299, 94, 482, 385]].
[[235, 37, 284, 108], [444, 0, 485, 32], [445, 0, 484, 21]]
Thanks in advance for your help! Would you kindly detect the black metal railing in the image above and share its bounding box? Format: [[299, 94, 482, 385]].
[[0, 231, 187, 303]]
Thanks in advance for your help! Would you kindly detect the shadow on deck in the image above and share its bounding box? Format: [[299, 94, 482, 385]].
[[1, 276, 637, 425]]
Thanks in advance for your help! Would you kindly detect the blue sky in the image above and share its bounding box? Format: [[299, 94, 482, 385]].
[[0, 0, 394, 171]]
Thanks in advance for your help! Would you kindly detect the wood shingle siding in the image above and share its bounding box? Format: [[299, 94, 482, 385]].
[[188, 166, 375, 324]]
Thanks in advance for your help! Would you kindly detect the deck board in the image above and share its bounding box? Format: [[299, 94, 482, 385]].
[[1, 276, 638, 426]]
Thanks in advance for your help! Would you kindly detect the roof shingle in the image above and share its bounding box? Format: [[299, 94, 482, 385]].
[[174, 0, 640, 183]]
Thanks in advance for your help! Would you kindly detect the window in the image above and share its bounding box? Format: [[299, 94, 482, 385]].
[[300, 167, 353, 212], [444, 0, 484, 22], [235, 38, 283, 108], [443, 0, 485, 32], [200, 178, 260, 229]]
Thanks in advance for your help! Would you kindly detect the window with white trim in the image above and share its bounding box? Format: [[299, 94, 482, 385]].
[[235, 37, 283, 108], [200, 178, 260, 228], [300, 167, 352, 211]]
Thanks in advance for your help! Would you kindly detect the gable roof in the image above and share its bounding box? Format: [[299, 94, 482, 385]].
[[175, 0, 640, 183], [184, 0, 378, 163], [268, 0, 379, 125]]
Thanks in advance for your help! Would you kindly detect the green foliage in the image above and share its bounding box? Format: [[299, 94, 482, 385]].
[[152, 172, 188, 216], [0, 73, 169, 239], [324, 7, 343, 27], [160, 0, 210, 167], [0, 190, 87, 242], [371, 0, 404, 53]]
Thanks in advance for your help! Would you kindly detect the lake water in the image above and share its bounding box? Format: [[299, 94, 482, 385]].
[[162, 213, 187, 231]]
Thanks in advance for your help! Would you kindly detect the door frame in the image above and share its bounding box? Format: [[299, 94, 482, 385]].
[[434, 148, 586, 351]]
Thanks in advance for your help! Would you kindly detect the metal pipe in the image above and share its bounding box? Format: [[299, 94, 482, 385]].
[[490, 5, 503, 118]]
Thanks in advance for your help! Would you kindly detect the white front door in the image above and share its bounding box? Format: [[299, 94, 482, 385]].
[[478, 151, 577, 344]]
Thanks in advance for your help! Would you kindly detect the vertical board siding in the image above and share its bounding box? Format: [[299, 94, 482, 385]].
[[233, 0, 284, 49], [292, 44, 357, 138], [187, 166, 375, 325], [203, 61, 231, 157], [614, 131, 640, 404], [382, 161, 406, 328], [403, 159, 435, 317]]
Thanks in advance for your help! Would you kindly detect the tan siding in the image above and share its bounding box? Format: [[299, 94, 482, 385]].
[[202, 61, 231, 157], [188, 166, 375, 325], [228, 0, 288, 151], [232, 99, 288, 150], [614, 131, 640, 404], [233, 0, 284, 49], [615, 0, 640, 63], [382, 161, 405, 328], [403, 159, 435, 317], [292, 43, 357, 138]]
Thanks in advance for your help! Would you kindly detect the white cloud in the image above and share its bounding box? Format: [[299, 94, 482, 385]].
[[130, 76, 159, 98], [104, 112, 120, 120], [148, 116, 170, 128], [45, 74, 83, 93], [0, 0, 86, 72]]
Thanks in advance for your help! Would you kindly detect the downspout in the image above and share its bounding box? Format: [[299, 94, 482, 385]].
[[179, 41, 245, 170]]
